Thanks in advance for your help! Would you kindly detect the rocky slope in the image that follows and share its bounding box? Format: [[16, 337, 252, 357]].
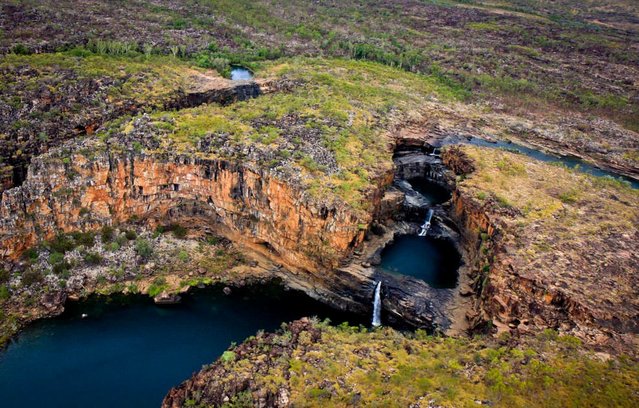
[[163, 318, 639, 408], [443, 146, 639, 355]]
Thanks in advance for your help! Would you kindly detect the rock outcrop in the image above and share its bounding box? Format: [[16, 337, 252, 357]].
[[0, 141, 366, 273], [0, 58, 293, 195], [443, 146, 639, 355]]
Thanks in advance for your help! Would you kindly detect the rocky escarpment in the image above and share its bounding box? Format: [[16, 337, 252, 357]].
[[0, 56, 291, 194], [0, 131, 467, 336], [0, 138, 366, 274], [442, 146, 639, 355]]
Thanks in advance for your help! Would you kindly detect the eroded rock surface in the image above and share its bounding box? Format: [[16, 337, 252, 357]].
[[0, 139, 366, 273], [443, 146, 639, 355]]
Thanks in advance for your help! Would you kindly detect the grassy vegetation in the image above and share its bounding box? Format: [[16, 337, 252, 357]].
[[108, 57, 462, 210], [459, 145, 636, 226], [186, 321, 639, 407], [191, 0, 639, 129], [0, 51, 200, 105], [3, 0, 639, 130], [288, 326, 638, 407], [451, 145, 638, 330]]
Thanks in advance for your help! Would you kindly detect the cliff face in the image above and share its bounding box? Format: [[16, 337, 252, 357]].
[[0, 50, 289, 196], [443, 146, 639, 355], [0, 142, 367, 272]]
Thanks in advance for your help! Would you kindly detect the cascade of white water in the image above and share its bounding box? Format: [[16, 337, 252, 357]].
[[418, 209, 434, 236], [372, 281, 382, 327]]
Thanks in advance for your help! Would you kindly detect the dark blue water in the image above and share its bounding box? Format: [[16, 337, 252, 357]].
[[409, 178, 451, 204], [0, 283, 363, 408], [230, 66, 253, 81], [465, 138, 639, 189], [378, 235, 460, 288]]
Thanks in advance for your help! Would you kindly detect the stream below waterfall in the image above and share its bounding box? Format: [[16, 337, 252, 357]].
[[0, 282, 364, 408]]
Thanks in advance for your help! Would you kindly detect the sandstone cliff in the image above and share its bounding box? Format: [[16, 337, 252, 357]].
[[0, 139, 368, 273]]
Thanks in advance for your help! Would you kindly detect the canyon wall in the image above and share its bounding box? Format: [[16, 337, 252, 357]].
[[0, 143, 368, 273], [443, 147, 638, 354]]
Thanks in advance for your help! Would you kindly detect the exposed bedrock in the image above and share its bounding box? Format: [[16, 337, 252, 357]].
[[0, 74, 295, 194], [317, 142, 464, 331], [165, 77, 297, 110], [0, 136, 466, 333], [442, 147, 638, 354], [0, 144, 367, 274]]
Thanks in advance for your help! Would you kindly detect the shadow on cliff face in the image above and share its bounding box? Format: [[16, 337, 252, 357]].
[[310, 141, 466, 333]]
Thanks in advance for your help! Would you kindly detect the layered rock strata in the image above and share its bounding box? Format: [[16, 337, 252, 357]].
[[0, 141, 365, 273]]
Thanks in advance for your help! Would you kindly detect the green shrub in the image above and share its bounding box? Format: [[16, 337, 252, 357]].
[[160, 223, 188, 239], [135, 238, 153, 259], [147, 277, 167, 297], [195, 55, 231, 77], [52, 261, 71, 277], [108, 242, 121, 252], [21, 269, 43, 286], [0, 285, 9, 301], [221, 350, 236, 363], [23, 248, 39, 262], [67, 47, 93, 57], [47, 234, 76, 253], [116, 234, 128, 246], [125, 230, 137, 240], [558, 189, 579, 204], [178, 250, 190, 262], [83, 252, 103, 265], [11, 44, 31, 55], [101, 226, 115, 243], [172, 225, 187, 239], [71, 231, 95, 247], [170, 17, 189, 29], [49, 252, 65, 265]]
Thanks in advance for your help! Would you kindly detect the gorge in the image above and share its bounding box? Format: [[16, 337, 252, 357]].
[[1, 2, 638, 404]]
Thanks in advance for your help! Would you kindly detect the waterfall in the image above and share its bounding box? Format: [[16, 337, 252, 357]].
[[372, 281, 382, 327], [418, 209, 434, 236]]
